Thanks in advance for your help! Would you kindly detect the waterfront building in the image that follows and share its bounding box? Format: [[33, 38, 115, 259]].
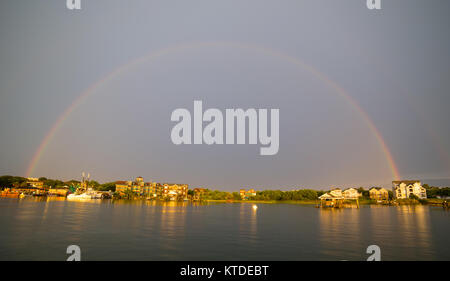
[[239, 189, 256, 200], [144, 182, 158, 197], [48, 188, 69, 197], [329, 188, 343, 198], [26, 178, 44, 188], [193, 188, 207, 201], [161, 183, 188, 200], [318, 191, 344, 208], [0, 188, 20, 198], [247, 189, 256, 197], [115, 181, 131, 193], [342, 188, 362, 199], [369, 187, 389, 201], [7, 178, 47, 195], [115, 177, 157, 197], [392, 180, 426, 199]]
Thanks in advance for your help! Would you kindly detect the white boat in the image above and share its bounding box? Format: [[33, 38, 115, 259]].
[[66, 174, 106, 200], [67, 192, 93, 200]]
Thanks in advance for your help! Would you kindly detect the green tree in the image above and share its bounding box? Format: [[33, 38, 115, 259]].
[[232, 192, 241, 200], [43, 179, 64, 189], [0, 175, 27, 188], [97, 182, 116, 192], [123, 189, 137, 200], [89, 180, 100, 189], [388, 191, 394, 200]]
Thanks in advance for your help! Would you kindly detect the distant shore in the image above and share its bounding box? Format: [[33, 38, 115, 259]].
[[206, 199, 316, 204], [206, 198, 448, 206]]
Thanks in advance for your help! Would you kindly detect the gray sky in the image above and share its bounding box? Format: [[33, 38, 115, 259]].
[[1, 0, 449, 190]]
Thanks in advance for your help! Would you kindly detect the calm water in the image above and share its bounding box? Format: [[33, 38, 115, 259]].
[[0, 197, 449, 260]]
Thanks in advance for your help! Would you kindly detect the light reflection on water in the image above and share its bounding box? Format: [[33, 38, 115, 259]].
[[318, 205, 438, 260], [0, 198, 448, 260], [239, 203, 258, 246]]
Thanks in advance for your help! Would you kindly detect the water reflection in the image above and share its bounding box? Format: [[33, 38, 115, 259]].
[[160, 202, 187, 236], [393, 205, 433, 257], [318, 208, 362, 260], [318, 205, 435, 260], [1, 198, 447, 260], [239, 203, 258, 245], [157, 201, 187, 258]]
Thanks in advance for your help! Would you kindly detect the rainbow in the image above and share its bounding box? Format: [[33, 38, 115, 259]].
[[26, 41, 401, 181]]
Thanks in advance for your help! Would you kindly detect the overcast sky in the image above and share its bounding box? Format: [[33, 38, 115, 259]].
[[1, 0, 449, 190]]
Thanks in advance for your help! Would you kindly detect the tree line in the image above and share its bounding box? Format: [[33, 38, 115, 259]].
[[1, 175, 449, 200], [197, 189, 320, 201], [0, 175, 116, 191], [423, 184, 450, 198]]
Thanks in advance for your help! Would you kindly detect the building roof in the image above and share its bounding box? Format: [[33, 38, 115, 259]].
[[319, 193, 332, 199], [319, 192, 344, 199], [392, 180, 420, 184], [115, 181, 128, 185], [370, 187, 384, 190]]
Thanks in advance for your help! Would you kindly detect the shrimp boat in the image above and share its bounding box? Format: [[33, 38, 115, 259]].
[[67, 191, 94, 200], [66, 172, 98, 200]]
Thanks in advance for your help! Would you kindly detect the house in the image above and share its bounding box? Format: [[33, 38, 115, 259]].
[[318, 191, 344, 208], [392, 180, 426, 199], [329, 188, 343, 198], [319, 189, 344, 200], [193, 188, 207, 201], [343, 188, 362, 200], [247, 189, 256, 197], [369, 187, 389, 201], [239, 189, 256, 200]]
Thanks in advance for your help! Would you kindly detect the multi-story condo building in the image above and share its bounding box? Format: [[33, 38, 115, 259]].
[[392, 180, 427, 199], [161, 183, 188, 200], [115, 177, 157, 197]]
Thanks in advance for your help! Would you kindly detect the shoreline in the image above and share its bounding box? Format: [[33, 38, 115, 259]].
[[206, 198, 448, 206], [1, 196, 447, 208]]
